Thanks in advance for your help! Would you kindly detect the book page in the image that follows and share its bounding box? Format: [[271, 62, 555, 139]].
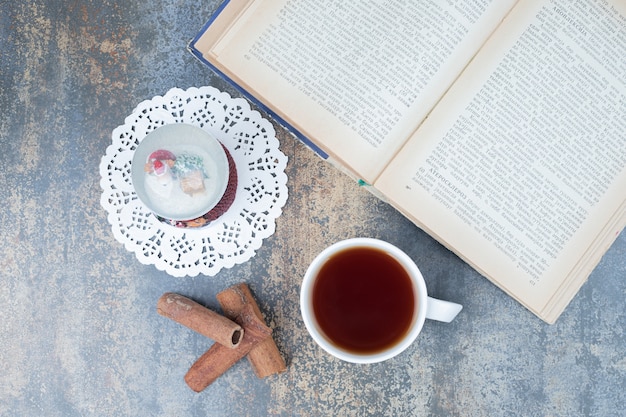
[[376, 0, 626, 320], [205, 0, 517, 183]]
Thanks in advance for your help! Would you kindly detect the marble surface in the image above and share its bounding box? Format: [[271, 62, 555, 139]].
[[1, 1, 624, 416]]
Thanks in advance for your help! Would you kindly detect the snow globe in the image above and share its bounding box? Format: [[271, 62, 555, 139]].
[[131, 123, 237, 228]]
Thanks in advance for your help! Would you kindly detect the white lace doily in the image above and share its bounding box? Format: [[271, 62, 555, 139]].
[[99, 86, 289, 277]]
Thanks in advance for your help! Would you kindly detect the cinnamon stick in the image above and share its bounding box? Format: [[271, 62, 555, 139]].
[[184, 304, 272, 392], [217, 283, 287, 378], [157, 293, 243, 349]]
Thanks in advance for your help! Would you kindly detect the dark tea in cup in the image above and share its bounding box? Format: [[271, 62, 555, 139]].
[[312, 246, 415, 354], [301, 238, 462, 363]]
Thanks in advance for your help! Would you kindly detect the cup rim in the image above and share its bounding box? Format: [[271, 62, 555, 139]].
[[300, 238, 428, 364]]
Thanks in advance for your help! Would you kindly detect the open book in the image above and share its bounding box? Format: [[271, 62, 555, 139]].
[[189, 0, 626, 323]]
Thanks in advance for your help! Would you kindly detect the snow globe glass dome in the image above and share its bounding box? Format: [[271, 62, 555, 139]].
[[131, 123, 236, 226]]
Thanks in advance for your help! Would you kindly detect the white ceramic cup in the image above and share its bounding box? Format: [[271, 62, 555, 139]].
[[300, 238, 462, 363]]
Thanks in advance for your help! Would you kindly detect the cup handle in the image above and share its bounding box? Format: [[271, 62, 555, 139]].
[[425, 297, 463, 323]]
